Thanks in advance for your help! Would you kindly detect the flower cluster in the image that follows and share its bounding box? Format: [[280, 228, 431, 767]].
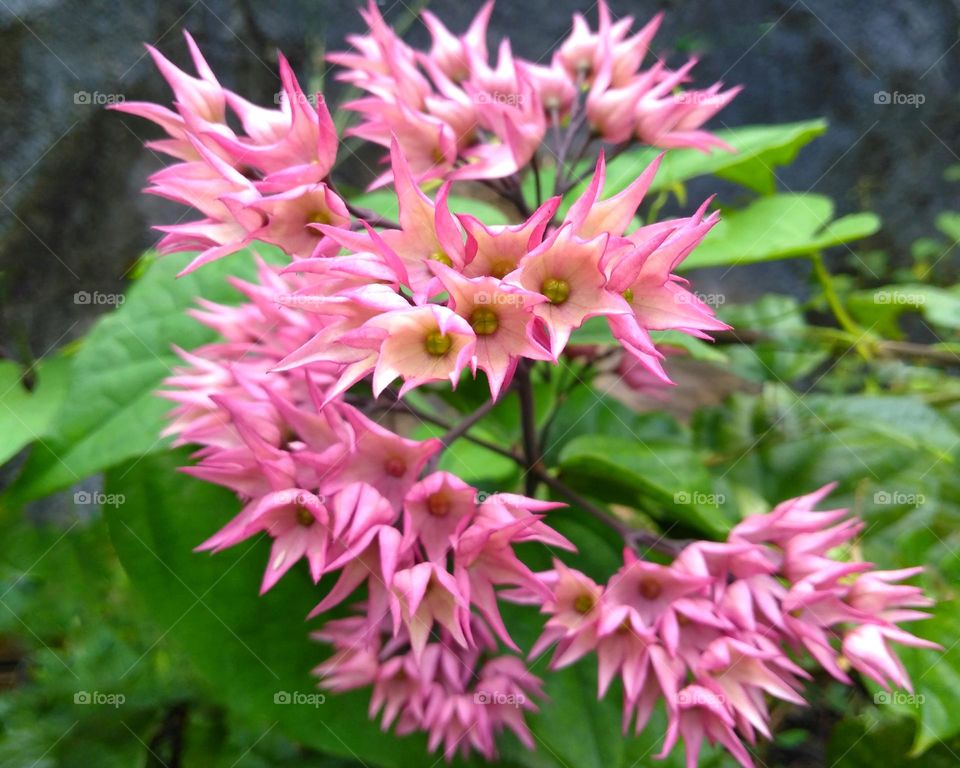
[[333, 1, 739, 184], [113, 31, 346, 275], [273, 141, 727, 400], [522, 486, 938, 767], [117, 4, 937, 765], [161, 257, 569, 759]]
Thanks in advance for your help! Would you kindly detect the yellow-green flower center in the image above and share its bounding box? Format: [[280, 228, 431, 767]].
[[541, 277, 570, 305], [429, 250, 453, 267], [425, 330, 453, 356], [623, 288, 634, 303], [295, 507, 315, 527], [490, 259, 515, 279], [573, 593, 594, 614], [469, 306, 499, 336]]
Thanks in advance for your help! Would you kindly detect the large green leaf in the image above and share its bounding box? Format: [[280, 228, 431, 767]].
[[557, 434, 734, 537], [0, 354, 71, 467], [603, 119, 828, 196], [5, 248, 284, 503], [678, 194, 880, 271]]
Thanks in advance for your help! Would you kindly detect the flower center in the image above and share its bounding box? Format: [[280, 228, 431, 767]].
[[427, 492, 451, 517], [385, 457, 407, 478], [638, 576, 662, 600], [308, 210, 331, 226], [425, 330, 453, 356], [469, 307, 499, 336], [623, 288, 634, 303], [490, 259, 515, 279], [573, 593, 594, 614], [295, 507, 315, 527], [429, 250, 453, 267], [541, 277, 570, 305]]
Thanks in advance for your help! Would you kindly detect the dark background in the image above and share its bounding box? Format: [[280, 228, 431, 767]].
[[1, 0, 958, 357]]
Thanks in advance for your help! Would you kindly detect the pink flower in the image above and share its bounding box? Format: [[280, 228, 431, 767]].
[[842, 624, 939, 692], [360, 304, 478, 397], [326, 405, 441, 507], [460, 196, 559, 279], [195, 488, 329, 593], [605, 549, 711, 628], [509, 223, 627, 356], [402, 471, 477, 562], [432, 262, 552, 398], [391, 562, 473, 658], [668, 684, 753, 768]]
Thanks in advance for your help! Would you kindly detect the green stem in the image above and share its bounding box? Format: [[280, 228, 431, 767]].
[[811, 250, 864, 339]]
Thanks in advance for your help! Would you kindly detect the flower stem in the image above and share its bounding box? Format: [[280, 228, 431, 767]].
[[394, 394, 687, 557], [515, 362, 541, 495]]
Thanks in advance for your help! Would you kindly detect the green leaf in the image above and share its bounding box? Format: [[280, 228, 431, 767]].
[[804, 394, 960, 461], [410, 422, 518, 486], [557, 434, 733, 537], [850, 283, 960, 332], [935, 212, 960, 243], [895, 600, 960, 754], [603, 120, 828, 197], [5, 248, 284, 504], [0, 354, 71, 467], [678, 194, 880, 271]]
